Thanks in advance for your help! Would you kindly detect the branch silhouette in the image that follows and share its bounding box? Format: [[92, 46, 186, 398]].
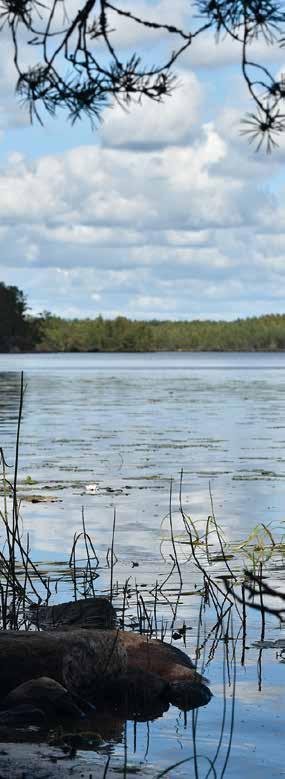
[[1, 0, 285, 147]]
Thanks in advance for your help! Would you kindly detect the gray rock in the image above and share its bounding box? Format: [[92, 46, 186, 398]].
[[4, 677, 84, 719]]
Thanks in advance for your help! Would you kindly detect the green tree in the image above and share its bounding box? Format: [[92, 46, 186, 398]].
[[35, 311, 285, 353], [0, 282, 29, 351]]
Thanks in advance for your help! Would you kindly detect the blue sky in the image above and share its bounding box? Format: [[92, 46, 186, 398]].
[[0, 0, 285, 320]]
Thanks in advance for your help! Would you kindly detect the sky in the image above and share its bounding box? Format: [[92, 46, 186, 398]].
[[0, 0, 285, 321]]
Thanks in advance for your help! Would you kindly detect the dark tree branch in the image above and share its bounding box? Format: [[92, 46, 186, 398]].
[[1, 0, 285, 148]]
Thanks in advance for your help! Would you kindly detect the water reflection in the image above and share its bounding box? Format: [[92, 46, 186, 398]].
[[0, 354, 285, 777], [1, 354, 285, 564], [0, 372, 22, 434]]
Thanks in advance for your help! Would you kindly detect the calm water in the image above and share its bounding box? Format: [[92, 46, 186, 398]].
[[0, 352, 285, 778]]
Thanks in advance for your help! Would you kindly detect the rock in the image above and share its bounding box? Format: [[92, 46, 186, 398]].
[[29, 597, 116, 630], [93, 669, 170, 721], [4, 677, 83, 719], [0, 704, 45, 727], [98, 669, 169, 715], [62, 632, 126, 696], [168, 680, 212, 711], [118, 632, 203, 682], [49, 730, 102, 753], [0, 630, 127, 698], [116, 634, 212, 712], [0, 629, 211, 714], [21, 495, 62, 503]]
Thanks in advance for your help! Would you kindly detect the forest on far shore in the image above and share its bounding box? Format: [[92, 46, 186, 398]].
[[1, 282, 285, 353]]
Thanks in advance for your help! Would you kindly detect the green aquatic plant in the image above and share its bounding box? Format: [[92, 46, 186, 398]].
[[162, 473, 285, 577], [230, 523, 279, 568], [23, 475, 37, 486], [1, 374, 285, 645]]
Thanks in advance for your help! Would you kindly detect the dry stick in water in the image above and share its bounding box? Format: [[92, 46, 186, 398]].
[[11, 373, 26, 625], [190, 594, 208, 779], [121, 577, 131, 631], [205, 633, 228, 779], [208, 481, 238, 583], [14, 510, 50, 605], [68, 512, 100, 600], [153, 580, 159, 638], [123, 719, 128, 779], [223, 575, 285, 620], [69, 531, 79, 601], [241, 584, 247, 666], [199, 601, 232, 670], [247, 572, 285, 603], [8, 372, 24, 628], [103, 756, 111, 779], [169, 477, 183, 590], [135, 583, 144, 634], [220, 618, 237, 779], [0, 378, 51, 628], [157, 559, 176, 593], [179, 470, 238, 619], [259, 562, 266, 642], [257, 562, 266, 691], [139, 592, 153, 637], [82, 509, 99, 597], [109, 508, 116, 605]]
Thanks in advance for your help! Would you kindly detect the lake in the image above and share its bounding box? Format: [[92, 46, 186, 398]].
[[0, 351, 284, 778]]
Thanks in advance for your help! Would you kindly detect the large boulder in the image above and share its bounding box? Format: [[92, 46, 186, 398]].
[[118, 631, 204, 683], [0, 629, 211, 714], [0, 630, 127, 698]]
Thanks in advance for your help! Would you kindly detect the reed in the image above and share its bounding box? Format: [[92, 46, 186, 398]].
[[0, 375, 284, 648]]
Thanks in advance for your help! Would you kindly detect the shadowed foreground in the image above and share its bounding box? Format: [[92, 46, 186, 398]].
[[0, 629, 212, 720]]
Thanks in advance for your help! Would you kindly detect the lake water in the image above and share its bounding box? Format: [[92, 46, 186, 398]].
[[0, 352, 285, 778]]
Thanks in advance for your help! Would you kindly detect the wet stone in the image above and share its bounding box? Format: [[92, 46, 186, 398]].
[[28, 597, 116, 630], [168, 680, 212, 711], [4, 677, 84, 720], [101, 669, 169, 705], [0, 704, 46, 728]]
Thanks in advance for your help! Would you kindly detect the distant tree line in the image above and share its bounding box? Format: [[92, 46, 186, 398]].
[[1, 282, 285, 352], [35, 311, 285, 352]]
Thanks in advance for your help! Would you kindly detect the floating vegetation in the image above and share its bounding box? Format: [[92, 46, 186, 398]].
[[0, 378, 285, 634], [20, 495, 62, 503], [23, 475, 38, 486]]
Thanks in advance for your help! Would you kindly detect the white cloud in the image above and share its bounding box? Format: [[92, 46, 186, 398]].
[[0, 39, 35, 130], [186, 32, 285, 70], [131, 295, 171, 310], [0, 42, 284, 321], [101, 71, 201, 149], [106, 0, 190, 49]]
